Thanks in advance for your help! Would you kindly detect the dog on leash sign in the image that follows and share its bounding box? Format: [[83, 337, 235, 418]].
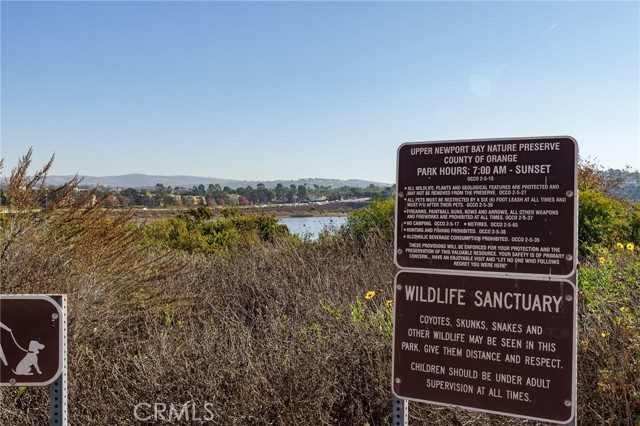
[[0, 295, 64, 386]]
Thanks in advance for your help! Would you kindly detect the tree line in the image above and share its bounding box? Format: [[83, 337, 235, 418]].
[[0, 181, 395, 208]]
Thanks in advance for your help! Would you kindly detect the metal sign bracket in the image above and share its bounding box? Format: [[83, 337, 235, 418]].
[[49, 295, 67, 426]]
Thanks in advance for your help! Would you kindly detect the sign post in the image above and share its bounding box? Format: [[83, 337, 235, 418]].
[[49, 295, 68, 426], [392, 137, 578, 424]]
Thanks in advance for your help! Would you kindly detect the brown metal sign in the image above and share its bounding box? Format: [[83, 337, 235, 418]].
[[395, 137, 577, 277], [392, 271, 576, 423], [0, 295, 63, 386]]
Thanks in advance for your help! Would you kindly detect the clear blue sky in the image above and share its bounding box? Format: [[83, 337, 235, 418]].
[[1, 1, 638, 184]]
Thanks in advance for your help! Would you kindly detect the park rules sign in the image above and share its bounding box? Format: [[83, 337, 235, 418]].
[[394, 136, 577, 277]]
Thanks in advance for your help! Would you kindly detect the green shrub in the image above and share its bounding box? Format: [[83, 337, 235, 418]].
[[630, 203, 640, 244], [340, 196, 395, 246], [578, 188, 633, 257], [143, 208, 291, 254]]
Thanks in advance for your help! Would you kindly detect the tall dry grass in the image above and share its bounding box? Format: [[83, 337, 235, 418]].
[[1, 153, 638, 425]]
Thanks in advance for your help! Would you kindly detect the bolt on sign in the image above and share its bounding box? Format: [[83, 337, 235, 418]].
[[395, 137, 577, 277], [392, 271, 576, 423], [0, 295, 63, 386]]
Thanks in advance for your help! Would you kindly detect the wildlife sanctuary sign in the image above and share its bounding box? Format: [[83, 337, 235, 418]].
[[0, 295, 64, 387], [394, 136, 578, 278], [391, 271, 576, 423]]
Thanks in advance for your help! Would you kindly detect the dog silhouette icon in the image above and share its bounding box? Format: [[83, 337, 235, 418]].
[[13, 341, 45, 375]]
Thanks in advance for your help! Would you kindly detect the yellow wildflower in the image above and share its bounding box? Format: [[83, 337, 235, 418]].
[[626, 242, 635, 251], [580, 339, 589, 353], [385, 299, 393, 308], [620, 306, 629, 313], [598, 257, 605, 265], [365, 291, 376, 300], [601, 332, 608, 338], [616, 242, 624, 249]]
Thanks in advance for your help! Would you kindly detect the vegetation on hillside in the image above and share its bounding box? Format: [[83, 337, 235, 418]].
[[0, 152, 638, 425]]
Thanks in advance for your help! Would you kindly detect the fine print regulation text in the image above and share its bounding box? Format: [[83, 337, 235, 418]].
[[396, 138, 576, 275]]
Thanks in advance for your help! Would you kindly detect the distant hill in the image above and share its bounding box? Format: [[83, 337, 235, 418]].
[[39, 174, 391, 190]]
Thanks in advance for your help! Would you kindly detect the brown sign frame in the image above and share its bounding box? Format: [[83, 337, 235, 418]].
[[394, 136, 578, 278], [0, 295, 64, 387], [391, 271, 576, 423]]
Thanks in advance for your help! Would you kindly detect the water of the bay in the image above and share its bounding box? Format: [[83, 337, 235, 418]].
[[279, 216, 347, 240]]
